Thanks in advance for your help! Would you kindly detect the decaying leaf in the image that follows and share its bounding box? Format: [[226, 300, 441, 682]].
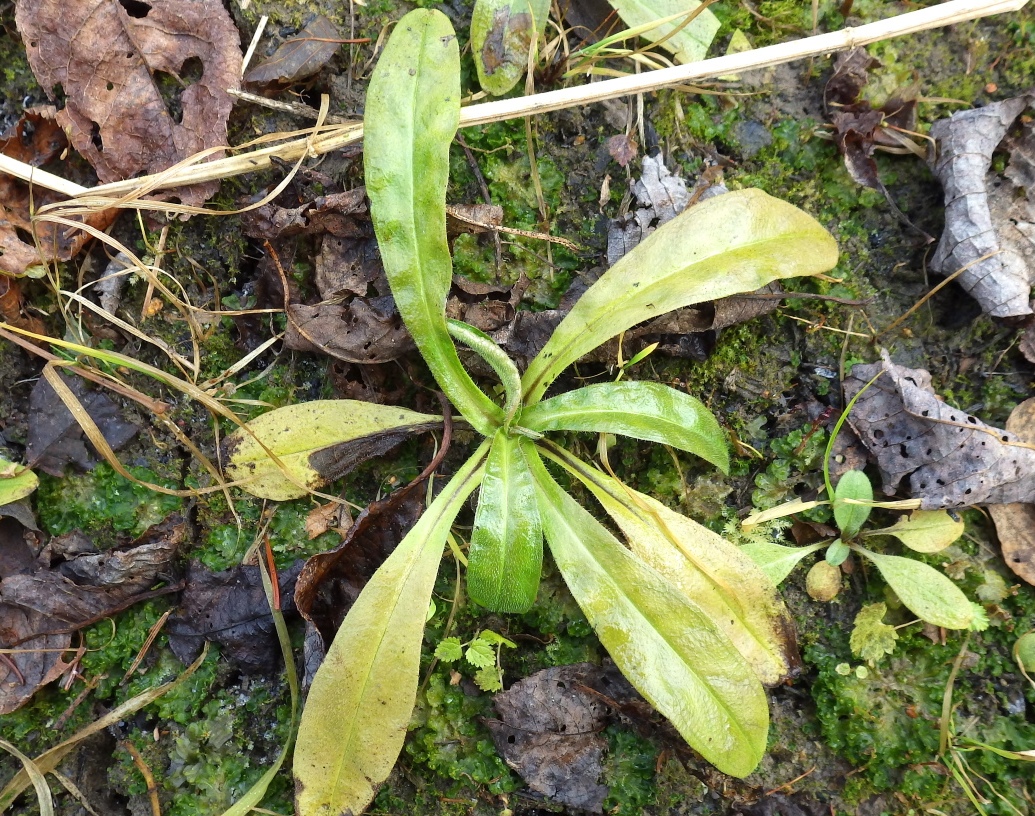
[[471, 0, 551, 96], [606, 133, 638, 168], [988, 397, 1035, 586], [0, 109, 117, 278], [285, 297, 416, 364], [929, 95, 1035, 319], [487, 664, 639, 812], [606, 0, 719, 65], [25, 373, 139, 477], [607, 155, 690, 264], [166, 560, 301, 671], [844, 351, 1035, 508], [16, 0, 242, 205], [244, 16, 342, 86], [0, 515, 185, 714]]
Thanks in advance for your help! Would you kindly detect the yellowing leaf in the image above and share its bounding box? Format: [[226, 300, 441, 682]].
[[0, 458, 37, 505], [740, 539, 825, 585], [606, 0, 719, 64], [224, 400, 440, 501], [293, 443, 487, 816], [849, 602, 898, 665], [552, 449, 799, 685], [522, 189, 839, 403], [868, 510, 964, 553], [471, 0, 551, 96], [528, 450, 768, 778]]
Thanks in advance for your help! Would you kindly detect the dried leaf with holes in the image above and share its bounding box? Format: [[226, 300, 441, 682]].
[[844, 350, 1035, 509], [929, 95, 1035, 319], [15, 0, 242, 206]]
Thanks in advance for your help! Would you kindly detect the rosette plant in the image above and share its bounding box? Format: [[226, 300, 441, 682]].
[[224, 10, 839, 814]]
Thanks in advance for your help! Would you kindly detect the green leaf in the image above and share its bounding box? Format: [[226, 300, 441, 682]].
[[473, 666, 504, 693], [1015, 631, 1035, 672], [471, 0, 551, 96], [364, 9, 502, 435], [522, 189, 839, 403], [521, 382, 728, 472], [549, 447, 798, 685], [468, 432, 543, 613], [607, 0, 718, 63], [477, 630, 517, 648], [527, 449, 768, 778], [465, 639, 495, 669], [434, 638, 464, 663], [867, 510, 964, 553], [849, 602, 898, 666], [293, 442, 488, 816], [825, 539, 849, 566], [833, 469, 873, 538], [854, 547, 974, 629], [740, 539, 825, 585], [0, 458, 37, 505], [224, 400, 440, 500]]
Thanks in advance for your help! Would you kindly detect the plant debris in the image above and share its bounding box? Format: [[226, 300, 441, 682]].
[[929, 94, 1035, 320], [486, 663, 641, 812], [0, 514, 185, 714], [988, 397, 1035, 586], [166, 560, 301, 671], [0, 109, 117, 277], [844, 350, 1035, 508], [25, 373, 139, 477], [15, 0, 242, 205], [244, 15, 343, 87]]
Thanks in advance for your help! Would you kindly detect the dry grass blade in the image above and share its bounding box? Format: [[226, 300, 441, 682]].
[[0, 739, 54, 816]]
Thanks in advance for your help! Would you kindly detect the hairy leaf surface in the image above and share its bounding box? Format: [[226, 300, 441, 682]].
[[364, 10, 501, 433], [468, 432, 543, 612], [294, 443, 487, 816], [527, 450, 768, 777], [856, 548, 974, 629], [522, 382, 728, 471], [522, 189, 839, 403], [224, 400, 440, 501], [549, 449, 798, 685]]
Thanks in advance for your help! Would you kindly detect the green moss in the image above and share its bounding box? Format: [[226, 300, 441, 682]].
[[602, 726, 658, 815], [36, 463, 182, 542]]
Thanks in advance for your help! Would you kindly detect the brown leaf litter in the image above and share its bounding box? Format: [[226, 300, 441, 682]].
[[987, 397, 1035, 586], [0, 514, 186, 714], [844, 350, 1035, 510], [16, 0, 242, 206], [244, 15, 343, 87]]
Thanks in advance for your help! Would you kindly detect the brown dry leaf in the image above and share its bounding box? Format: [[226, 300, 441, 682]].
[[929, 95, 1035, 319], [244, 16, 342, 86], [305, 501, 352, 540], [166, 560, 301, 671], [607, 154, 690, 264], [844, 350, 1035, 509], [16, 0, 242, 206], [0, 515, 184, 714], [486, 663, 640, 812], [285, 298, 416, 364], [0, 109, 117, 277], [988, 397, 1035, 586], [606, 133, 638, 168], [25, 372, 139, 477]]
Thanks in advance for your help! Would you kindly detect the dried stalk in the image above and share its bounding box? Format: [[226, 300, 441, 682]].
[[0, 0, 1027, 203]]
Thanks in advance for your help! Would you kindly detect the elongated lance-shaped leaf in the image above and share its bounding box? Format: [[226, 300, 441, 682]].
[[522, 189, 839, 403], [364, 10, 502, 435], [607, 0, 719, 64], [522, 381, 728, 472], [471, 0, 551, 96], [468, 432, 543, 612], [853, 547, 974, 630], [544, 444, 798, 685], [223, 400, 441, 500], [448, 319, 522, 426], [294, 441, 488, 816], [526, 448, 768, 777]]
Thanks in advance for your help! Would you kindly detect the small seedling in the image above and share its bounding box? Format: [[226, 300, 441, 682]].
[[740, 370, 980, 641], [224, 10, 839, 815], [435, 629, 517, 692]]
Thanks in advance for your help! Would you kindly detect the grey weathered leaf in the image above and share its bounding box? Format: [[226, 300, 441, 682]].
[[845, 351, 1035, 509], [929, 95, 1035, 319], [988, 396, 1035, 586]]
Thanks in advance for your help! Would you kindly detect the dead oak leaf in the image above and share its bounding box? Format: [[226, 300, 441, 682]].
[[844, 350, 1035, 509], [16, 0, 242, 206]]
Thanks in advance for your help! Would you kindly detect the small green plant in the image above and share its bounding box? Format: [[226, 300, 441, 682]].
[[434, 629, 517, 692], [224, 10, 838, 815], [739, 373, 981, 644]]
